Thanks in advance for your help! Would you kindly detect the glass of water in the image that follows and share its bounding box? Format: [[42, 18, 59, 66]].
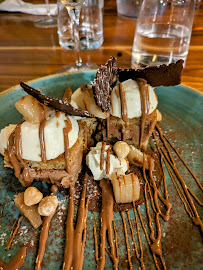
[[57, 0, 103, 70], [131, 0, 195, 68], [58, 0, 103, 51]]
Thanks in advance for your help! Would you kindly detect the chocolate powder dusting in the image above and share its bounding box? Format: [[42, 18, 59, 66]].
[[20, 82, 94, 118], [74, 149, 163, 212], [91, 57, 118, 112], [118, 60, 184, 87]]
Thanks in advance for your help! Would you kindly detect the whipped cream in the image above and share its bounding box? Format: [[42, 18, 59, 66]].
[[86, 142, 129, 181], [0, 112, 79, 162], [110, 79, 158, 119]]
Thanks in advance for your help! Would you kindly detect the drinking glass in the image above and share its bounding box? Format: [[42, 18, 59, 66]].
[[116, 0, 143, 18], [35, 0, 57, 28], [58, 0, 103, 51], [131, 0, 195, 68]]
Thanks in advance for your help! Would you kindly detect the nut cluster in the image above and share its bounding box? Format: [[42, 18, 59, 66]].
[[23, 186, 58, 217]]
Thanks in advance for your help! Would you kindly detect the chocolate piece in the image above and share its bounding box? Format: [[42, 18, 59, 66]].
[[118, 60, 184, 87], [91, 57, 118, 112], [20, 82, 94, 118]]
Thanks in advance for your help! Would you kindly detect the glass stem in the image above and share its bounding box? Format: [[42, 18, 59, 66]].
[[67, 7, 82, 68], [45, 0, 51, 18]]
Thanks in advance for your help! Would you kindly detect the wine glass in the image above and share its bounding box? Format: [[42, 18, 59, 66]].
[[59, 0, 97, 70], [35, 0, 57, 28]]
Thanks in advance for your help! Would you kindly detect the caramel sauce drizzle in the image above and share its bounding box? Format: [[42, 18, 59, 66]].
[[39, 119, 46, 163], [63, 184, 75, 270], [106, 111, 110, 138], [128, 208, 145, 270], [37, 103, 47, 163], [83, 123, 89, 155], [97, 179, 119, 270], [113, 220, 119, 260], [106, 146, 111, 175], [63, 117, 72, 174], [154, 125, 203, 233], [5, 216, 23, 251], [142, 156, 167, 269], [119, 83, 127, 122], [100, 142, 106, 170], [136, 207, 160, 269], [15, 124, 31, 186], [161, 130, 203, 192], [35, 185, 58, 270], [0, 246, 27, 270], [7, 132, 21, 179], [144, 182, 166, 270], [136, 79, 149, 149], [63, 173, 88, 270], [62, 87, 73, 103], [120, 211, 133, 270]]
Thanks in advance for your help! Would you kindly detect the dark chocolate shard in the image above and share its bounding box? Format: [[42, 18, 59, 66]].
[[91, 57, 118, 112], [118, 60, 184, 87], [20, 82, 94, 118]]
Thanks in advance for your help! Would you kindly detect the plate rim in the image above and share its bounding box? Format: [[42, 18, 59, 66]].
[[0, 69, 97, 97], [0, 71, 202, 97]]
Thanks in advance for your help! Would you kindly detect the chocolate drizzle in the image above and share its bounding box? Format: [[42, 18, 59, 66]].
[[100, 142, 106, 170], [20, 82, 94, 118], [63, 117, 72, 174], [154, 125, 203, 233], [39, 120, 46, 163], [5, 216, 23, 251], [121, 211, 133, 270], [136, 79, 150, 150], [97, 179, 119, 270], [62, 87, 72, 103], [0, 246, 27, 270], [7, 131, 21, 179], [63, 173, 88, 270], [35, 185, 58, 270], [119, 83, 127, 122]]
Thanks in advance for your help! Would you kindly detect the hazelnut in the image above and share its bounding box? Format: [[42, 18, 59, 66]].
[[38, 196, 58, 217], [24, 187, 43, 206], [113, 141, 130, 159]]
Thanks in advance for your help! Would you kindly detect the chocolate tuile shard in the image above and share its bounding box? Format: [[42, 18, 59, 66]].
[[20, 82, 94, 118], [91, 57, 118, 112], [118, 60, 184, 87]]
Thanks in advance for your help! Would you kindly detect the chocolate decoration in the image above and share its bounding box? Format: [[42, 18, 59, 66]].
[[20, 82, 94, 118], [118, 60, 184, 87], [91, 57, 118, 112]]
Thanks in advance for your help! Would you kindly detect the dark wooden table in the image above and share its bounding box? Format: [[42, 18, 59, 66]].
[[0, 0, 202, 92]]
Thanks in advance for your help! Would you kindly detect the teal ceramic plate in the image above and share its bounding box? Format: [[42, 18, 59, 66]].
[[0, 71, 202, 269]]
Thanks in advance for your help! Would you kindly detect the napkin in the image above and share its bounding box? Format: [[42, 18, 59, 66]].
[[0, 0, 57, 15]]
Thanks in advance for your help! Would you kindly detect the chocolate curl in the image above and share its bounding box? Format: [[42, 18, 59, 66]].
[[91, 57, 118, 112], [20, 82, 94, 118], [118, 60, 184, 87]]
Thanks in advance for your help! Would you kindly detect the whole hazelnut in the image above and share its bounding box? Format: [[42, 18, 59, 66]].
[[24, 187, 43, 206], [113, 141, 130, 159], [38, 196, 58, 217]]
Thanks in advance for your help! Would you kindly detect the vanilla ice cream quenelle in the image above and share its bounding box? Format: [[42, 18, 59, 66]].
[[0, 111, 79, 161], [71, 79, 158, 119]]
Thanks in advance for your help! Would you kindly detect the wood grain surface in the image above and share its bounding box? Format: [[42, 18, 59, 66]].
[[0, 0, 202, 93]]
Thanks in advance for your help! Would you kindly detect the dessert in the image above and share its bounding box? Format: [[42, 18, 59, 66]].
[[0, 57, 202, 270]]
